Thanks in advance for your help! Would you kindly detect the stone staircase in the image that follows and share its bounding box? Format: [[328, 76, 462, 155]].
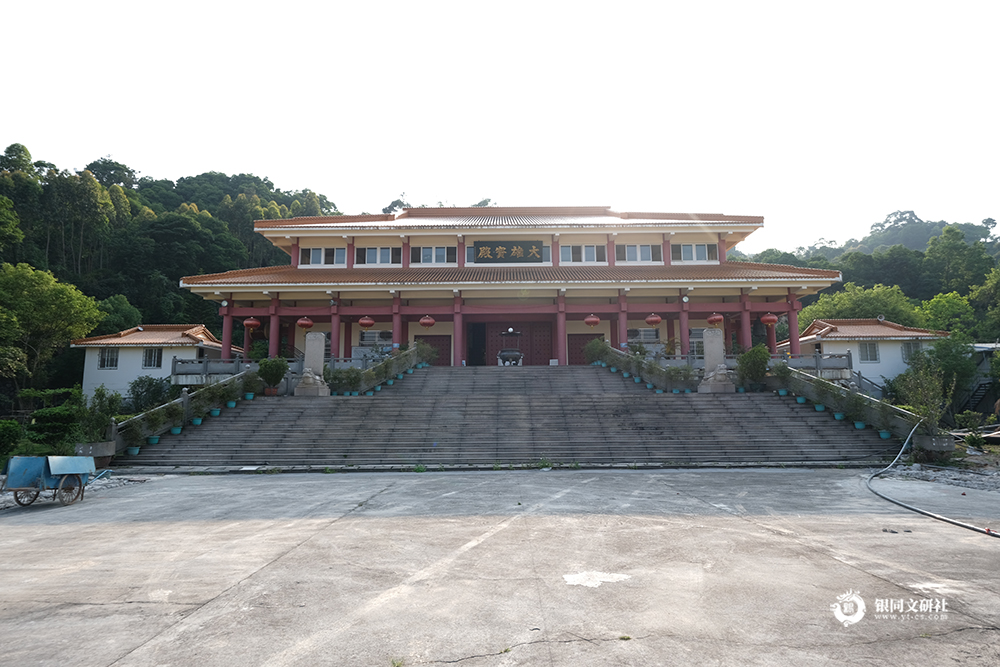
[[123, 366, 897, 469]]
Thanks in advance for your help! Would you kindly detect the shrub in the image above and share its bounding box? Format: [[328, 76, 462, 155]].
[[0, 419, 21, 456], [257, 357, 289, 388], [248, 340, 269, 361], [736, 344, 770, 385], [242, 371, 264, 394], [583, 337, 609, 364], [25, 405, 80, 448], [127, 376, 176, 413], [81, 385, 124, 442]]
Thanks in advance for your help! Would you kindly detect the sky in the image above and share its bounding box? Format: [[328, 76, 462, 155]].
[[4, 1, 998, 254]]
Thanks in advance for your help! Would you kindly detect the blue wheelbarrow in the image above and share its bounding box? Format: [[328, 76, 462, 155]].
[[1, 456, 98, 507]]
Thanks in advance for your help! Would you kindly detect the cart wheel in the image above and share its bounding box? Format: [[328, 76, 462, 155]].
[[56, 474, 83, 506], [13, 489, 40, 506]]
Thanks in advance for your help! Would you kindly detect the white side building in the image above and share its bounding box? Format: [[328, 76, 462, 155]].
[[71, 325, 230, 397], [778, 318, 948, 383]]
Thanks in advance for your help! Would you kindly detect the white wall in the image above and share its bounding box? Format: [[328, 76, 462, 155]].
[[81, 346, 200, 397], [819, 340, 913, 383]]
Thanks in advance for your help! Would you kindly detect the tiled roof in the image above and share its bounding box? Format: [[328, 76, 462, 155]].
[[254, 207, 764, 231], [797, 319, 949, 341], [71, 324, 233, 348], [181, 262, 839, 288]]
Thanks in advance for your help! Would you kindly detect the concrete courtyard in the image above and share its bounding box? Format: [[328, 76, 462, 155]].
[[1, 469, 998, 666]]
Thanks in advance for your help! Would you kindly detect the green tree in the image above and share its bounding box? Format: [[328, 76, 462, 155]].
[[798, 283, 921, 331], [0, 195, 24, 251], [93, 294, 143, 336], [917, 292, 975, 334], [0, 263, 102, 390], [923, 226, 995, 295], [969, 267, 1000, 341], [84, 157, 138, 190], [927, 335, 977, 409], [0, 143, 36, 177]]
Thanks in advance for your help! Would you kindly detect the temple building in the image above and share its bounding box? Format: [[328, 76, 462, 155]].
[[179, 206, 841, 365]]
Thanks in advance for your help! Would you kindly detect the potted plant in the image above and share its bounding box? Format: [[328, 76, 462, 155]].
[[164, 402, 184, 434], [813, 378, 831, 412], [122, 422, 143, 456], [771, 361, 792, 396], [257, 357, 289, 396], [736, 344, 770, 392], [845, 391, 868, 430], [876, 399, 895, 439], [223, 381, 240, 408], [242, 370, 263, 400], [345, 367, 362, 396], [143, 407, 165, 443]]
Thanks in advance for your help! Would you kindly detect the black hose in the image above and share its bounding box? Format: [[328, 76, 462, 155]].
[[866, 421, 1000, 539]]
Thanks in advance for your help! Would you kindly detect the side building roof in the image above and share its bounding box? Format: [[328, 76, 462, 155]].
[[780, 319, 950, 347], [71, 324, 237, 351]]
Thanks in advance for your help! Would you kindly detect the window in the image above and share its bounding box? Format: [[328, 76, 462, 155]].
[[615, 244, 663, 263], [98, 348, 119, 369], [560, 244, 606, 263], [358, 330, 393, 347], [143, 348, 163, 369], [627, 328, 661, 343], [355, 246, 402, 265], [411, 246, 458, 264], [901, 341, 920, 362], [670, 243, 718, 262], [299, 247, 346, 266], [689, 328, 705, 356], [859, 342, 879, 362]]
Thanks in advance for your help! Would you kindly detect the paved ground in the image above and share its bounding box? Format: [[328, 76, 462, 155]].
[[1, 469, 998, 666]]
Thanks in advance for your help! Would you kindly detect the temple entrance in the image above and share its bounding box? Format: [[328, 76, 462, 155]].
[[466, 323, 487, 366], [484, 322, 552, 366]]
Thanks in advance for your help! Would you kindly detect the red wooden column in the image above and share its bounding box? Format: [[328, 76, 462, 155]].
[[401, 238, 410, 269], [291, 240, 299, 267], [607, 235, 616, 267], [679, 304, 690, 355], [766, 318, 778, 353], [346, 240, 354, 269], [718, 233, 728, 262], [392, 294, 402, 348], [268, 300, 281, 358], [617, 290, 629, 350], [787, 293, 801, 355], [330, 312, 341, 360], [243, 321, 252, 358], [457, 237, 465, 268], [666, 316, 675, 352], [556, 291, 567, 365], [552, 235, 560, 267], [453, 293, 464, 366], [663, 234, 671, 266], [740, 293, 752, 349], [221, 312, 233, 359], [344, 320, 353, 359]]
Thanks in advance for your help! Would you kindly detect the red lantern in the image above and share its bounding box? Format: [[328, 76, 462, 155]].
[[243, 317, 261, 333], [760, 313, 778, 327], [645, 313, 662, 327], [584, 314, 600, 328], [296, 316, 314, 330], [707, 313, 724, 327], [419, 315, 435, 329], [358, 316, 375, 331]]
